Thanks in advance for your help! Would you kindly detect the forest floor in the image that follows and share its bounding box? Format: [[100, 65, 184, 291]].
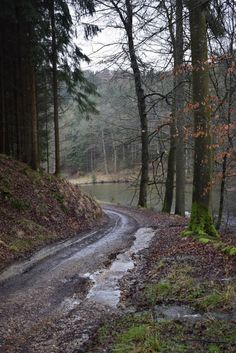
[[0, 156, 236, 353], [0, 154, 102, 271], [86, 205, 236, 353]]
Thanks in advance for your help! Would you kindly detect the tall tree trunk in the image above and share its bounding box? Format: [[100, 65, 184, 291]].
[[30, 67, 39, 170], [162, 0, 176, 214], [162, 118, 175, 213], [0, 24, 6, 154], [101, 128, 109, 175], [216, 70, 233, 229], [175, 0, 185, 216], [125, 0, 149, 207], [15, 24, 22, 161], [216, 152, 228, 230], [49, 0, 60, 176], [111, 132, 117, 173], [187, 1, 218, 237], [45, 107, 50, 173]]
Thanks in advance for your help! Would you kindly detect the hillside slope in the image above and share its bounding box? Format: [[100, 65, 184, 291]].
[[0, 155, 102, 271]]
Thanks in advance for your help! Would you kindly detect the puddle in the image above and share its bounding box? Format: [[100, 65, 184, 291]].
[[153, 304, 236, 322], [86, 227, 156, 308], [154, 305, 201, 321]]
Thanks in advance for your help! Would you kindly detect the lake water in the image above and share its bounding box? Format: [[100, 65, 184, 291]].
[[80, 183, 236, 225]]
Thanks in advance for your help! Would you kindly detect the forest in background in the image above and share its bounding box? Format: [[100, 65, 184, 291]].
[[1, 0, 236, 236]]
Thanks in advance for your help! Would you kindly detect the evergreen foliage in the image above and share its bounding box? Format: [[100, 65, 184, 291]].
[[0, 0, 98, 171]]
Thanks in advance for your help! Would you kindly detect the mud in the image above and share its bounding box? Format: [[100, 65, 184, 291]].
[[0, 206, 152, 353]]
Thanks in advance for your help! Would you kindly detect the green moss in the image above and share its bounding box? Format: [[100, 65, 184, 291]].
[[45, 174, 55, 182], [11, 198, 30, 210], [184, 202, 219, 238], [113, 324, 160, 353], [92, 314, 236, 353], [198, 292, 224, 310], [0, 177, 13, 200], [208, 344, 220, 353], [0, 185, 12, 199], [140, 264, 235, 311], [142, 265, 194, 306], [23, 167, 43, 185], [97, 325, 110, 341], [145, 281, 172, 305], [52, 191, 64, 202], [9, 234, 48, 254], [17, 218, 45, 231], [221, 245, 236, 256], [199, 237, 212, 244], [52, 191, 68, 213]]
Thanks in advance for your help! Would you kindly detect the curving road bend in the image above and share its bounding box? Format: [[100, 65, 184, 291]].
[[0, 206, 145, 353]]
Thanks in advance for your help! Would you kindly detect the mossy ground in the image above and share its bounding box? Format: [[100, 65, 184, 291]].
[[184, 202, 219, 238], [88, 264, 235, 352], [140, 263, 236, 311], [87, 217, 235, 353], [89, 313, 236, 353]]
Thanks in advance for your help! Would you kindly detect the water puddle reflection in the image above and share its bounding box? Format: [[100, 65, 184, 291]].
[[86, 228, 155, 308]]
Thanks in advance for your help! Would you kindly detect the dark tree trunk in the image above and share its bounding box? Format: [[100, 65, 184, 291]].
[[175, 0, 185, 216], [0, 23, 6, 154], [125, 0, 149, 207], [30, 65, 39, 170], [216, 152, 228, 230], [49, 0, 60, 176], [187, 1, 218, 237], [216, 70, 233, 229], [162, 119, 175, 213]]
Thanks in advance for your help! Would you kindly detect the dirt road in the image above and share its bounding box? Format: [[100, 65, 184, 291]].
[[0, 205, 154, 353]]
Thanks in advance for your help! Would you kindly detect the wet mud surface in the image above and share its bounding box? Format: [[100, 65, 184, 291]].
[[0, 205, 146, 353], [1, 204, 235, 353]]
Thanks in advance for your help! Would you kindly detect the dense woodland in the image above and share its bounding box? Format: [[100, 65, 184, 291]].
[[0, 0, 236, 236]]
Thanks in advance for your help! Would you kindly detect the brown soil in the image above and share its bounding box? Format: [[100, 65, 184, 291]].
[[0, 154, 102, 271]]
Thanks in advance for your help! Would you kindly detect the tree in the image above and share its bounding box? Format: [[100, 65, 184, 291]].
[[49, 0, 60, 176], [161, 0, 185, 215], [96, 0, 149, 207], [207, 0, 236, 229], [0, 0, 39, 170], [186, 0, 218, 237], [174, 0, 185, 216], [0, 0, 98, 173]]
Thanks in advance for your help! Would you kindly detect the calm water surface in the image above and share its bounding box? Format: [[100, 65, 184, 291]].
[[81, 183, 236, 221]]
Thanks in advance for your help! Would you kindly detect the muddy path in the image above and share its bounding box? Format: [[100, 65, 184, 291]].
[[0, 205, 155, 353]]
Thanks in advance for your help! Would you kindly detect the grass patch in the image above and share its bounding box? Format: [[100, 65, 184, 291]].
[[141, 264, 236, 311], [114, 324, 160, 353], [90, 313, 236, 353], [145, 281, 172, 305], [9, 235, 46, 254]]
